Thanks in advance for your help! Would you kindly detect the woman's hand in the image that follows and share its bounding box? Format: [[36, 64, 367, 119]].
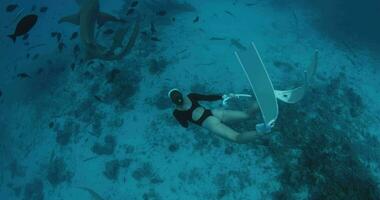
[[222, 93, 236, 100]]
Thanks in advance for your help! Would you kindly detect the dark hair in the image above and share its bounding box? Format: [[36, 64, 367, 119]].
[[169, 89, 184, 106]]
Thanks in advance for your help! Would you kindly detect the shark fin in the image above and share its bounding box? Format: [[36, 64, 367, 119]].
[[97, 12, 126, 27], [58, 13, 80, 25]]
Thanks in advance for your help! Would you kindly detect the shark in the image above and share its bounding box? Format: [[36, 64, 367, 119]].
[[59, 0, 139, 60]]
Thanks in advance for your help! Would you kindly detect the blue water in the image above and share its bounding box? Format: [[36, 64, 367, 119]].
[[1, 0, 380, 199]]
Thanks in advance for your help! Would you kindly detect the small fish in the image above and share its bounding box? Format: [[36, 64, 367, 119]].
[[17, 73, 31, 79], [126, 8, 134, 15], [70, 63, 75, 71], [70, 32, 78, 40], [49, 122, 54, 129], [130, 1, 138, 7], [141, 31, 148, 36], [172, 17, 176, 22], [51, 32, 57, 37], [157, 10, 166, 16], [77, 187, 105, 200], [8, 14, 38, 42], [150, 22, 156, 33], [26, 53, 30, 58], [37, 67, 44, 74], [58, 42, 65, 52], [87, 61, 95, 66], [224, 10, 234, 17], [31, 5, 36, 12], [193, 16, 199, 23], [230, 39, 247, 51], [94, 95, 103, 102], [39, 6, 48, 13], [245, 3, 257, 7], [209, 37, 226, 41], [103, 29, 114, 35], [0, 90, 2, 98], [56, 32, 62, 42], [22, 33, 29, 40], [6, 4, 18, 12], [151, 37, 160, 42], [73, 44, 80, 56], [32, 54, 39, 60]]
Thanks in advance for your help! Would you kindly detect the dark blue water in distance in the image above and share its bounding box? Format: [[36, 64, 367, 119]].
[[0, 0, 379, 199]]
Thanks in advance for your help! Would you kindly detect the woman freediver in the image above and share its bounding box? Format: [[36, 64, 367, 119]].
[[168, 88, 266, 144]]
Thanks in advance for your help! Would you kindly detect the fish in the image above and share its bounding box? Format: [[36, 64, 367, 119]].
[[49, 122, 54, 129], [224, 10, 234, 17], [31, 5, 37, 12], [230, 39, 247, 51], [8, 14, 38, 42], [17, 73, 31, 79], [26, 53, 30, 58], [51, 32, 58, 37], [193, 16, 199, 23], [37, 67, 44, 74], [126, 8, 134, 15], [56, 32, 62, 42], [40, 6, 48, 13], [151, 37, 160, 42], [103, 29, 114, 35], [6, 4, 18, 12], [94, 95, 103, 102], [130, 1, 138, 7], [70, 63, 76, 71], [245, 3, 257, 7], [157, 10, 166, 16], [0, 90, 2, 98], [70, 32, 78, 40], [150, 22, 156, 33], [77, 187, 105, 200], [73, 44, 80, 55], [22, 33, 29, 40], [58, 42, 65, 52], [32, 54, 39, 60], [209, 37, 226, 41], [172, 17, 176, 22]]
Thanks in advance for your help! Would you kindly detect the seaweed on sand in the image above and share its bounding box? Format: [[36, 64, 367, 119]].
[[47, 156, 73, 187], [104, 67, 141, 107], [8, 160, 26, 178], [213, 170, 252, 199], [266, 75, 380, 199], [103, 159, 132, 180], [91, 135, 117, 155], [145, 88, 171, 110], [23, 179, 44, 200], [55, 119, 80, 146], [103, 160, 120, 180], [132, 162, 163, 184], [148, 57, 169, 75]]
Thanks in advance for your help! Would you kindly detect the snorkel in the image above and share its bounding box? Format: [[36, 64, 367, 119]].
[[168, 88, 184, 106]]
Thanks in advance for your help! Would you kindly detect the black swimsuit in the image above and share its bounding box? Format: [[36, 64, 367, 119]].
[[173, 93, 222, 128]]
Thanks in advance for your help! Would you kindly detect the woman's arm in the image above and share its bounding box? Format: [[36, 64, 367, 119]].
[[188, 93, 223, 101]]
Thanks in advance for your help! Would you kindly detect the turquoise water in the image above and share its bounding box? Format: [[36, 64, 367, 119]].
[[1, 0, 380, 199]]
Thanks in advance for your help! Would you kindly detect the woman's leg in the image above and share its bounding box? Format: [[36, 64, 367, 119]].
[[211, 109, 250, 123], [202, 116, 260, 144]]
